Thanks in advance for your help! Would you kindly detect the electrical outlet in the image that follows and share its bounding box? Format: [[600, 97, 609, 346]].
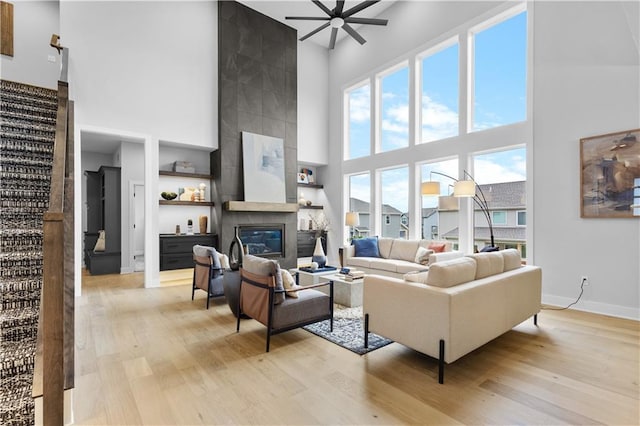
[[581, 276, 589, 286]]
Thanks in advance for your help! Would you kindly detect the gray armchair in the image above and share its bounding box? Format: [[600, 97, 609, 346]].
[[236, 254, 333, 352], [192, 245, 225, 309]]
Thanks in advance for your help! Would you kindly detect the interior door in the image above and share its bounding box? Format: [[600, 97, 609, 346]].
[[133, 183, 145, 271]]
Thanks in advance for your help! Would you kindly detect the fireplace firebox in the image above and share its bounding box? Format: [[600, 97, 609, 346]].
[[238, 224, 285, 258]]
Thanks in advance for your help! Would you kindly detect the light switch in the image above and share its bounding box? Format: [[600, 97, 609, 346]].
[[47, 55, 56, 63]]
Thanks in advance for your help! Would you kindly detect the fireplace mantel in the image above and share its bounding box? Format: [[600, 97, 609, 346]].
[[223, 201, 298, 213]]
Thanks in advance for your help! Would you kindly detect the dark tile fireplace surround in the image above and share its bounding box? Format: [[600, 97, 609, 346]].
[[212, 1, 299, 269]]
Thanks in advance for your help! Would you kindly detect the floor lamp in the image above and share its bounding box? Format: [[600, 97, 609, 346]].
[[345, 211, 360, 241], [422, 171, 496, 250]]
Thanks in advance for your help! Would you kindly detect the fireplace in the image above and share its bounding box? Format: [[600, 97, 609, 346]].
[[238, 224, 285, 258]]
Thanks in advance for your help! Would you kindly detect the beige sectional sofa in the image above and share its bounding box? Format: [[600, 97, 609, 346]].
[[363, 249, 541, 383], [343, 237, 463, 278]]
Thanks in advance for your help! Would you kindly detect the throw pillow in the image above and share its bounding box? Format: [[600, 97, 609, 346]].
[[501, 249, 522, 272], [353, 237, 380, 258], [414, 247, 434, 265], [426, 257, 477, 288], [242, 254, 285, 304], [93, 230, 105, 252], [281, 269, 302, 298], [428, 242, 446, 253], [389, 239, 420, 262]]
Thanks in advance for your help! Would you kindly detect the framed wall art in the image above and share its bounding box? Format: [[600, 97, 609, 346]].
[[242, 132, 286, 203], [580, 128, 640, 218]]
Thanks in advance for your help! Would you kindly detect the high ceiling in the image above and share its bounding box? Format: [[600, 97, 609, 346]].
[[239, 0, 396, 48]]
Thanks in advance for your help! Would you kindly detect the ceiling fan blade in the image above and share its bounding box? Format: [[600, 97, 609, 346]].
[[342, 0, 380, 19], [299, 21, 331, 42], [329, 27, 338, 50], [344, 17, 388, 26], [342, 23, 366, 45], [334, 0, 345, 15], [285, 16, 331, 21], [312, 0, 334, 17]]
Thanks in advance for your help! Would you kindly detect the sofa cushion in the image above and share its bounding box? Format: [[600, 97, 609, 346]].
[[501, 249, 522, 272], [347, 256, 373, 269], [414, 247, 433, 265], [377, 237, 394, 259], [389, 239, 419, 262], [242, 254, 285, 304], [425, 257, 477, 288], [403, 269, 430, 283], [467, 252, 504, 279], [368, 258, 400, 273], [396, 261, 426, 274], [353, 237, 380, 257]]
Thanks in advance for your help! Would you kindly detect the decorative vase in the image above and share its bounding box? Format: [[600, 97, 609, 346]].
[[312, 236, 327, 268], [198, 215, 208, 234], [228, 226, 243, 271]]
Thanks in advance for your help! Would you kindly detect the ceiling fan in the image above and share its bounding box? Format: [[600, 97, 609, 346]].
[[285, 1, 389, 49]]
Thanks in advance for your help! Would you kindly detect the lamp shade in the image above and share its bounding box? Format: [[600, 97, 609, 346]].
[[421, 181, 440, 196], [438, 195, 459, 210], [345, 211, 360, 227], [454, 180, 475, 197]]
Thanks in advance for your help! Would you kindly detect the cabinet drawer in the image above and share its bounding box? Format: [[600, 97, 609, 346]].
[[160, 253, 193, 271]]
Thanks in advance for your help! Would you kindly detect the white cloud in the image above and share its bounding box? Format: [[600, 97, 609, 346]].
[[349, 88, 370, 124], [421, 95, 458, 142], [474, 158, 526, 184]]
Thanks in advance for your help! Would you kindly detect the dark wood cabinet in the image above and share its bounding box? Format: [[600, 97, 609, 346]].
[[297, 230, 326, 258], [160, 234, 218, 271]]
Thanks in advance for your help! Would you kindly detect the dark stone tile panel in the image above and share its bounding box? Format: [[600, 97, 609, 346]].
[[219, 1, 237, 22], [262, 90, 286, 121], [220, 136, 242, 170], [285, 29, 297, 51], [219, 50, 238, 82], [286, 99, 297, 124], [285, 47, 297, 74], [263, 64, 285, 94], [219, 19, 239, 53], [285, 121, 297, 148], [237, 55, 263, 89], [262, 18, 286, 44], [237, 83, 262, 116], [262, 117, 286, 140], [238, 110, 263, 135], [262, 38, 286, 69]]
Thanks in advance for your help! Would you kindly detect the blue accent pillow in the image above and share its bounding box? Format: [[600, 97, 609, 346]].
[[353, 237, 380, 258]]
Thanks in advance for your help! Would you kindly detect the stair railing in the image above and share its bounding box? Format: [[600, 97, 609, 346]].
[[39, 34, 74, 425]]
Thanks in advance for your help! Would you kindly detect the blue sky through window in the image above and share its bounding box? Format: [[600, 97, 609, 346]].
[[381, 66, 409, 151], [422, 43, 459, 142]]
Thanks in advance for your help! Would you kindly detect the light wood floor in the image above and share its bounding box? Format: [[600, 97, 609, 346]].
[[74, 271, 640, 425]]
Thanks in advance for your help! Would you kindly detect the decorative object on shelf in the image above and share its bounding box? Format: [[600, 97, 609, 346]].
[[301, 167, 314, 183], [306, 200, 312, 207], [309, 211, 330, 237], [161, 191, 177, 200], [198, 215, 208, 234], [422, 170, 497, 250], [179, 187, 197, 201], [580, 128, 640, 218], [173, 160, 195, 173], [198, 182, 207, 201], [186, 219, 194, 235], [299, 218, 308, 230], [228, 226, 244, 271], [312, 237, 327, 268], [175, 225, 181, 235], [242, 131, 286, 203], [297, 172, 309, 184], [298, 192, 307, 206]]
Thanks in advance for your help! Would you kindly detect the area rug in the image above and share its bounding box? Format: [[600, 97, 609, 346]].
[[303, 306, 393, 355]]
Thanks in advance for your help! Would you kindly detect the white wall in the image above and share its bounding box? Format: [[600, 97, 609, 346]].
[[60, 1, 218, 149], [298, 41, 329, 165], [120, 141, 145, 273], [532, 1, 640, 319], [0, 1, 60, 89]]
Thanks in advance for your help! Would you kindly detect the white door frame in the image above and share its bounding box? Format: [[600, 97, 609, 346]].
[[130, 180, 145, 272]]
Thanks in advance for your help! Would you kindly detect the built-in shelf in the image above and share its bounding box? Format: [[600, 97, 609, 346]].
[[159, 200, 215, 206], [299, 205, 323, 210], [297, 183, 323, 189], [159, 170, 213, 179], [224, 201, 298, 212]]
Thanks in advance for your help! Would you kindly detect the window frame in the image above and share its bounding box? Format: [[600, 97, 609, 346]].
[[491, 210, 507, 226], [516, 210, 526, 226]]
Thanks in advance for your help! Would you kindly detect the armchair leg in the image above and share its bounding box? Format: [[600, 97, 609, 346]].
[[191, 285, 195, 301], [206, 282, 211, 310], [438, 339, 445, 384], [534, 314, 538, 326], [266, 330, 271, 353], [364, 313, 369, 349]]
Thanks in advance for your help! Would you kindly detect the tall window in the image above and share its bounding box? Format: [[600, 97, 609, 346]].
[[472, 10, 527, 131], [380, 167, 409, 238], [379, 65, 409, 152], [347, 83, 371, 159], [349, 173, 371, 237], [420, 159, 459, 241], [420, 41, 459, 143], [473, 147, 526, 253]]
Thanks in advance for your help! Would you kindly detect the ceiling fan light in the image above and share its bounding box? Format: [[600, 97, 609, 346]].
[[330, 17, 344, 28]]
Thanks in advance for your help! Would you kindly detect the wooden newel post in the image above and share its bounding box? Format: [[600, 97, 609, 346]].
[[42, 212, 65, 426]]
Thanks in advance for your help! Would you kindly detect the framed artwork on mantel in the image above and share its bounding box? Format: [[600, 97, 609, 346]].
[[580, 128, 640, 218], [242, 132, 286, 203]]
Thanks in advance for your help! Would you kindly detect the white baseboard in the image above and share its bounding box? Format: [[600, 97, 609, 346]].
[[120, 266, 134, 274], [542, 294, 640, 321]]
